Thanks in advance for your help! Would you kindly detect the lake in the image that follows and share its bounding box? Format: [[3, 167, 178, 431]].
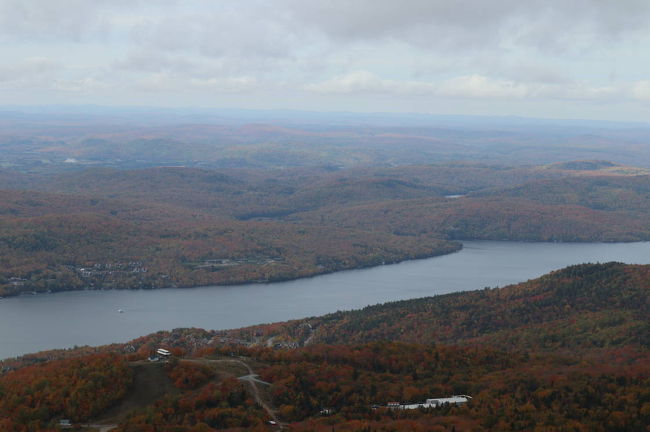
[[1, 240, 650, 360]]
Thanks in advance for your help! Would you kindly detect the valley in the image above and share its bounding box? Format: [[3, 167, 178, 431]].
[[4, 1, 650, 430], [1, 263, 647, 431]]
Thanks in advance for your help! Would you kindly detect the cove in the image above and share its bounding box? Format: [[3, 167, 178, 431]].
[[2, 240, 650, 360]]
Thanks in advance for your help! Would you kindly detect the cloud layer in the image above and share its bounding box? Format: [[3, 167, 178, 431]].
[[2, 0, 650, 120]]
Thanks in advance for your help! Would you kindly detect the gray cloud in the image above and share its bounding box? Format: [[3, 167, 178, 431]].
[[118, 3, 301, 81], [0, 57, 59, 83], [114, 51, 198, 75], [282, 0, 650, 53], [2, 0, 650, 120], [304, 71, 645, 103], [0, 0, 175, 41], [284, 0, 520, 48], [127, 4, 296, 58]]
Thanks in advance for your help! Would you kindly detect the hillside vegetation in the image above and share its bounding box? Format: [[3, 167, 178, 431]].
[[1, 162, 649, 296], [1, 263, 648, 431], [226, 263, 649, 353], [0, 186, 454, 296], [0, 354, 131, 431]]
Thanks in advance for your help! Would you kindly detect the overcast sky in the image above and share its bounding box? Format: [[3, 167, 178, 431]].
[[2, 0, 650, 121]]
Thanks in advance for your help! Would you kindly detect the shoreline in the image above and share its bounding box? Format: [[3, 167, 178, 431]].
[[0, 241, 463, 299], [4, 237, 650, 299], [2, 240, 650, 361]]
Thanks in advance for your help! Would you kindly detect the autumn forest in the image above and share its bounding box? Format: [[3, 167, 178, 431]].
[[1, 111, 649, 431], [1, 263, 648, 431]]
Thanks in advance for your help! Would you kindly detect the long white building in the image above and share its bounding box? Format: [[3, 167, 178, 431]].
[[396, 395, 472, 410]]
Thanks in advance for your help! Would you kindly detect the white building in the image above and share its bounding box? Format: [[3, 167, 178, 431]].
[[393, 395, 472, 410], [425, 395, 472, 406], [156, 348, 171, 357]]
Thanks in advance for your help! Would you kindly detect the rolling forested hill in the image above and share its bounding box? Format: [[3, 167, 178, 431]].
[[1, 162, 649, 296], [0, 184, 456, 297], [4, 109, 650, 170], [232, 262, 649, 353]]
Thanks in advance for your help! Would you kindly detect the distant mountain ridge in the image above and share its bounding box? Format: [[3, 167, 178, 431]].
[[4, 106, 650, 171]]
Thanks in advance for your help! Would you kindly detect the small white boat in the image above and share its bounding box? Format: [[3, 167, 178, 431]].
[[118, 309, 124, 313]]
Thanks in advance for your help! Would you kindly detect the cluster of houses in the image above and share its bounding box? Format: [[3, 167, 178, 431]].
[[77, 261, 148, 278], [271, 340, 300, 349], [194, 256, 283, 270], [7, 277, 27, 287], [386, 395, 472, 410]]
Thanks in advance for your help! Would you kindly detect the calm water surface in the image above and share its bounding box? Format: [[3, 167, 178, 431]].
[[1, 240, 649, 359]]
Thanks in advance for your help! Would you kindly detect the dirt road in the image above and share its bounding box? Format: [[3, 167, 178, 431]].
[[188, 358, 283, 428]]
